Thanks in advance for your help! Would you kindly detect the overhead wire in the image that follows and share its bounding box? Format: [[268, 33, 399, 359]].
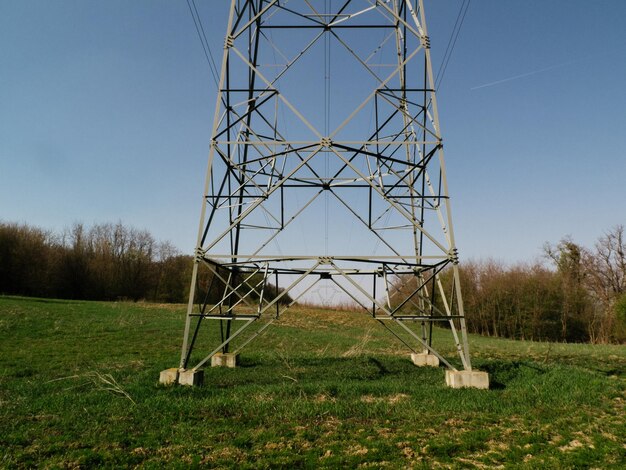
[[324, 0, 332, 256], [186, 0, 221, 87], [435, 0, 471, 90], [261, 27, 311, 256], [263, 28, 286, 257]]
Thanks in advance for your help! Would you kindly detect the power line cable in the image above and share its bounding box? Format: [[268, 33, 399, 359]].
[[435, 0, 471, 90], [435, 0, 467, 83], [324, 0, 332, 256], [186, 0, 220, 86]]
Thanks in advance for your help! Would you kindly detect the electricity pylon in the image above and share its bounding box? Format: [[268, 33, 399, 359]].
[[161, 0, 488, 388]]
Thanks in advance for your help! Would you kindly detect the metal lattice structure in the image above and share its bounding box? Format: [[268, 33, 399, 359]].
[[176, 0, 475, 377]]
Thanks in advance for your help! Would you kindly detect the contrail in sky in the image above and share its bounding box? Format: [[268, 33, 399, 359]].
[[470, 60, 578, 90]]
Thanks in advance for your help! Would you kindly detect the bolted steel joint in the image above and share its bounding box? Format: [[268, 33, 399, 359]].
[[194, 247, 206, 263], [421, 35, 431, 49], [449, 248, 460, 265], [224, 35, 234, 49]]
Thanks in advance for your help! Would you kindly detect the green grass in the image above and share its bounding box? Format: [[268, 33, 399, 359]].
[[1, 295, 624, 468]]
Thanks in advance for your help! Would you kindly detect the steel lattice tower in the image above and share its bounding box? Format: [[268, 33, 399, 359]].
[[162, 0, 488, 388]]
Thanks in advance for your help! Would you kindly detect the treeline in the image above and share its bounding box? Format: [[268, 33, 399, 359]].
[[3, 220, 625, 343], [0, 221, 191, 302], [0, 221, 289, 305], [392, 226, 626, 344]]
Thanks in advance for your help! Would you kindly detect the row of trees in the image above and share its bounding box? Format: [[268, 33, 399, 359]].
[[2, 220, 624, 343], [0, 221, 290, 305], [391, 226, 626, 344], [0, 221, 192, 302], [543, 228, 626, 343]]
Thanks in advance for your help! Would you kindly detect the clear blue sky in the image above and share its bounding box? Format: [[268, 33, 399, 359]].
[[1, 0, 625, 264]]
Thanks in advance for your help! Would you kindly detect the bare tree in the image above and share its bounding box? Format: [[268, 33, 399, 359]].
[[585, 226, 626, 342], [544, 238, 590, 341]]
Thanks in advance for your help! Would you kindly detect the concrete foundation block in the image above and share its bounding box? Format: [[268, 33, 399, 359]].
[[178, 369, 204, 386], [445, 369, 489, 389], [159, 368, 179, 385], [410, 353, 440, 367], [211, 352, 239, 368]]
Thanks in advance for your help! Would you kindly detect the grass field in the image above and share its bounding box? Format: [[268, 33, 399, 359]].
[[0, 295, 624, 468]]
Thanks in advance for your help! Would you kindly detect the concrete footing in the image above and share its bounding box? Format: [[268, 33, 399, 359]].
[[159, 368, 179, 385], [445, 369, 489, 389], [410, 353, 440, 367], [178, 369, 204, 386], [211, 352, 239, 368]]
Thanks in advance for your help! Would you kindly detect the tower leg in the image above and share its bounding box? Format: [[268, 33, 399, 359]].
[[410, 353, 440, 367], [211, 352, 239, 368], [178, 369, 204, 387], [445, 369, 489, 389], [158, 368, 179, 385]]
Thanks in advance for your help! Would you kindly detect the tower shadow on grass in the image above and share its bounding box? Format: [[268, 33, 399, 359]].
[[478, 360, 547, 390], [201, 355, 441, 388]]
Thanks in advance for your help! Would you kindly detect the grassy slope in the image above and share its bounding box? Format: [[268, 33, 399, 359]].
[[0, 296, 624, 469]]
